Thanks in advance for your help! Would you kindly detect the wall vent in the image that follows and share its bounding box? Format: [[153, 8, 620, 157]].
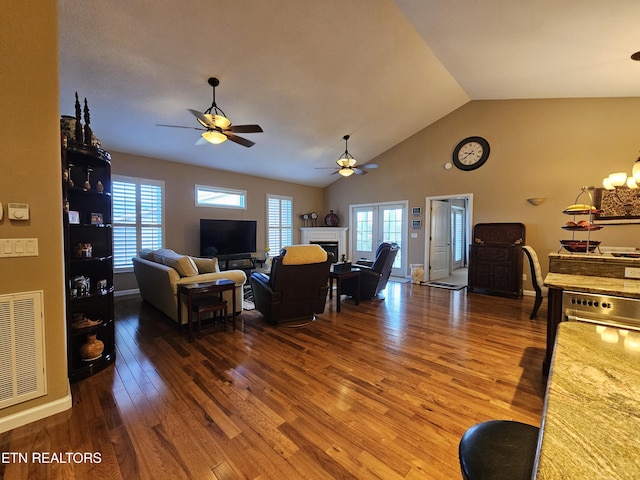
[[0, 291, 46, 409]]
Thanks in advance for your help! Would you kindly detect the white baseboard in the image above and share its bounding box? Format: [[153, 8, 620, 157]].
[[115, 288, 140, 297], [0, 383, 72, 433], [523, 289, 547, 298]]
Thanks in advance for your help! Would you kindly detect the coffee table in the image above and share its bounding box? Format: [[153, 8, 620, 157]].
[[177, 279, 236, 341], [329, 268, 360, 312]]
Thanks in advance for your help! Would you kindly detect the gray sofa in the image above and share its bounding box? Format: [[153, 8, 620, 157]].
[[132, 248, 246, 323]]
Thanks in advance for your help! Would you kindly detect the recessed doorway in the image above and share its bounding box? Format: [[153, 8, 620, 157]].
[[424, 193, 473, 285]]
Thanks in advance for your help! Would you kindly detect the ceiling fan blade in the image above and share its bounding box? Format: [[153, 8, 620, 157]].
[[156, 124, 206, 131], [187, 109, 215, 128], [225, 132, 255, 147], [353, 167, 368, 175], [363, 163, 378, 169], [228, 124, 263, 134], [195, 137, 209, 146]]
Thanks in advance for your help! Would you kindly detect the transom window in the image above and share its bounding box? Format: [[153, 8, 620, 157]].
[[196, 185, 246, 209]]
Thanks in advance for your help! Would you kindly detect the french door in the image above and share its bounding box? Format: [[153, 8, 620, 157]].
[[350, 202, 406, 277]]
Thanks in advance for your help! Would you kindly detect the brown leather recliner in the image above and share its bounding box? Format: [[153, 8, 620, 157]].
[[342, 242, 399, 300], [250, 245, 334, 324]]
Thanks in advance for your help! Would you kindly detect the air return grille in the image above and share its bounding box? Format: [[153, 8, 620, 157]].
[[0, 291, 46, 409]]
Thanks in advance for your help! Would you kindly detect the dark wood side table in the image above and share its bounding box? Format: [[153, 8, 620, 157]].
[[329, 268, 360, 312], [177, 279, 236, 341]]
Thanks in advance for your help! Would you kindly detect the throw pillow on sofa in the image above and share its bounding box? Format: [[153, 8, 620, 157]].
[[191, 256, 219, 274], [154, 248, 199, 277]]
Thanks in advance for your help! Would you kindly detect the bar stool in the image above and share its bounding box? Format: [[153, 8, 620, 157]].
[[191, 298, 228, 338], [458, 420, 539, 480]]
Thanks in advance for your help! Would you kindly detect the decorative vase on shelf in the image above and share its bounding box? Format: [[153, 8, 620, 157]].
[[83, 167, 92, 191], [67, 163, 74, 188], [96, 180, 104, 193], [324, 210, 339, 227], [80, 334, 104, 361]]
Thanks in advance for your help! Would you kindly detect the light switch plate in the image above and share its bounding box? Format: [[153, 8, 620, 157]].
[[0, 238, 38, 257]]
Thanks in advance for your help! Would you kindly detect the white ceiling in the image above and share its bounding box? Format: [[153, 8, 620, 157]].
[[58, 0, 640, 187]]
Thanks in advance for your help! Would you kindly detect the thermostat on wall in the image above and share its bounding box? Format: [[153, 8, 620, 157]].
[[8, 203, 29, 220]]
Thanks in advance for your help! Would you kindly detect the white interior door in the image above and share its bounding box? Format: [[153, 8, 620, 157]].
[[351, 202, 406, 277], [429, 199, 451, 280]]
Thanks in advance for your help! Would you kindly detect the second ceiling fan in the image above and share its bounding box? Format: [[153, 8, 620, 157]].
[[318, 135, 378, 176], [158, 77, 263, 147]]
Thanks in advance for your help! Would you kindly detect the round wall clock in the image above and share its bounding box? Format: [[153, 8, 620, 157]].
[[452, 136, 490, 171]]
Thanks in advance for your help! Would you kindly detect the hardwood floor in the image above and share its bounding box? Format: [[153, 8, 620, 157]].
[[0, 283, 547, 480]]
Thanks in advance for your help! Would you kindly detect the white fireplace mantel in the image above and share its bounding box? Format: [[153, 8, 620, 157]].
[[300, 227, 348, 260]]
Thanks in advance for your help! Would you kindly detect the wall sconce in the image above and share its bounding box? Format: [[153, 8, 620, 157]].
[[526, 198, 545, 206]]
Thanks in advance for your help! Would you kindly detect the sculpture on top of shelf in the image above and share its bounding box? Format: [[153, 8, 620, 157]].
[[74, 92, 83, 143], [64, 93, 100, 148], [83, 97, 93, 145]]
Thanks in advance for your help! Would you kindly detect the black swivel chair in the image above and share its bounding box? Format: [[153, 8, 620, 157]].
[[250, 245, 333, 325], [342, 242, 399, 300]]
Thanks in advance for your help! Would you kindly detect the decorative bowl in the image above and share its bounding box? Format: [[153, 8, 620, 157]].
[[560, 240, 600, 253]]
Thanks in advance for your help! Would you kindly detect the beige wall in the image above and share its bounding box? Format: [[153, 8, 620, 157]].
[[111, 151, 324, 290], [0, 2, 70, 424], [325, 98, 640, 288]]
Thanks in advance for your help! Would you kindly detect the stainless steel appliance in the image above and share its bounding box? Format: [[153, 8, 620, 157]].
[[563, 291, 640, 331]]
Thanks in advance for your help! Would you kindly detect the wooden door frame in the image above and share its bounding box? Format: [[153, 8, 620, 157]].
[[424, 193, 473, 281]]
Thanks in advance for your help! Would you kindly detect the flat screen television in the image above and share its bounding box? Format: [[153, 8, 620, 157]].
[[200, 219, 257, 257]]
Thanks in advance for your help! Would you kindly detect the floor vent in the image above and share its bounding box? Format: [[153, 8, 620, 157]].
[[0, 291, 46, 409]]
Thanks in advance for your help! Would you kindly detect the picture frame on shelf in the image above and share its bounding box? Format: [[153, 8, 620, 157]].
[[68, 210, 80, 224], [90, 212, 103, 225]]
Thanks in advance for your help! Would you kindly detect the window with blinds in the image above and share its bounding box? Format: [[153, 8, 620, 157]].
[[112, 176, 164, 270], [267, 194, 293, 254], [452, 206, 465, 263]]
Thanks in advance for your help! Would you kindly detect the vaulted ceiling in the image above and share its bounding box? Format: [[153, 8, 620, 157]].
[[58, 0, 640, 187]]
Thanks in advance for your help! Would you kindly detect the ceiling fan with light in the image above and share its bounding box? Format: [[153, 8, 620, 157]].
[[317, 135, 378, 176], [157, 77, 263, 147]]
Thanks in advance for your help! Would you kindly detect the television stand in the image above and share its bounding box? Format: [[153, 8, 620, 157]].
[[217, 254, 255, 273]]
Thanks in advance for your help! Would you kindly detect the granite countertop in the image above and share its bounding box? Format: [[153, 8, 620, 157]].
[[549, 251, 640, 264], [534, 322, 640, 479], [544, 272, 640, 299]]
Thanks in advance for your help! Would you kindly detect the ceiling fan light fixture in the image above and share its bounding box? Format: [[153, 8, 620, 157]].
[[213, 114, 231, 129], [201, 130, 227, 144], [335, 134, 358, 172], [336, 156, 356, 168]]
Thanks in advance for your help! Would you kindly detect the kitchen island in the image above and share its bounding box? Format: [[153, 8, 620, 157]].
[[533, 321, 640, 479], [542, 252, 640, 373]]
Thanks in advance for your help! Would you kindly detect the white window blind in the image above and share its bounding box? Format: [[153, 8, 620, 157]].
[[267, 194, 293, 254], [452, 207, 465, 263], [113, 176, 164, 270]]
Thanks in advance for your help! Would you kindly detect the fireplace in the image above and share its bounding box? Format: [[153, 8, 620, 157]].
[[310, 241, 339, 262], [301, 227, 348, 262]]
